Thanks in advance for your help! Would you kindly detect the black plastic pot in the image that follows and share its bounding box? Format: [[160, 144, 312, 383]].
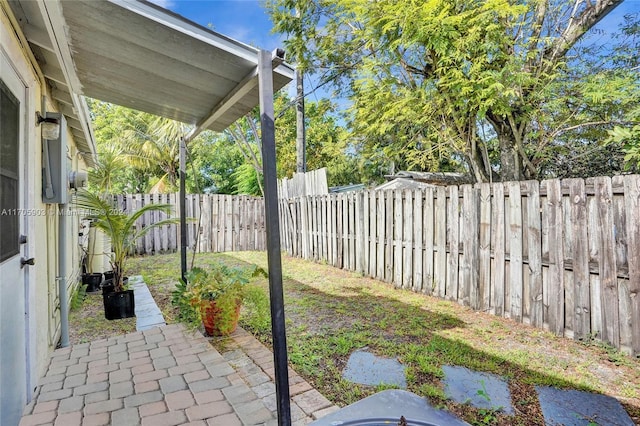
[[101, 277, 128, 295], [103, 270, 115, 281], [83, 273, 103, 293], [101, 279, 115, 295], [103, 289, 135, 320]]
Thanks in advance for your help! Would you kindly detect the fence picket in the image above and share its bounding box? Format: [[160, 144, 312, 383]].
[[385, 191, 394, 283], [403, 189, 413, 289], [478, 183, 491, 311], [595, 177, 620, 347], [462, 185, 479, 308], [394, 190, 403, 287], [434, 187, 447, 298], [546, 179, 564, 335], [377, 191, 385, 281], [369, 190, 377, 277], [447, 186, 459, 301], [568, 179, 590, 340], [424, 187, 435, 295], [623, 175, 640, 355], [114, 173, 638, 354], [492, 184, 505, 316], [508, 182, 523, 322], [525, 181, 543, 328], [413, 190, 423, 292]]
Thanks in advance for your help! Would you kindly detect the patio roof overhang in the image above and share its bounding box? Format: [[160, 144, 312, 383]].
[[9, 1, 294, 423], [9, 0, 294, 154]]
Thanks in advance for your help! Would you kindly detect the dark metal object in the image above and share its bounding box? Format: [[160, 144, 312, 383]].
[[179, 137, 187, 284], [20, 257, 35, 268], [258, 49, 291, 426], [309, 390, 470, 426]]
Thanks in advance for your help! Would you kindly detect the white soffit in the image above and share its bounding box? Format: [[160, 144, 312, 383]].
[[10, 0, 294, 153], [55, 0, 293, 132]]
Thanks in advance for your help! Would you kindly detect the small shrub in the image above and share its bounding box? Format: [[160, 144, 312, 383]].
[[70, 284, 87, 311], [240, 284, 271, 335]]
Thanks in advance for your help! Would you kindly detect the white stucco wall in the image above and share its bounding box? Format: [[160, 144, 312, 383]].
[[1, 3, 89, 404]]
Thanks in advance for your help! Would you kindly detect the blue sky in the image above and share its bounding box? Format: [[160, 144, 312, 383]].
[[152, 0, 639, 104], [153, 0, 283, 50], [154, 0, 639, 53]]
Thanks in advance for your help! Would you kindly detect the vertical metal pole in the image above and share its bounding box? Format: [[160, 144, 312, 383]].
[[179, 137, 188, 283], [295, 68, 306, 173], [258, 49, 291, 426], [58, 204, 69, 348]]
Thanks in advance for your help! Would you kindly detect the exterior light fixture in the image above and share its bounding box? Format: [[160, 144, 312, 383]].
[[36, 112, 61, 140]]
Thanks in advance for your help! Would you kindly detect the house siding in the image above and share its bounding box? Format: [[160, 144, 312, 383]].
[[1, 3, 88, 408]]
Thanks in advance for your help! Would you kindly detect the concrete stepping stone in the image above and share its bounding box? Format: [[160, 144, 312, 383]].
[[342, 349, 407, 388], [131, 277, 166, 331], [536, 386, 634, 426], [442, 365, 514, 414]]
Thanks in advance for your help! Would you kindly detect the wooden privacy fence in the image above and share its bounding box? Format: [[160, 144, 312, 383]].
[[111, 193, 266, 255], [278, 175, 640, 355]]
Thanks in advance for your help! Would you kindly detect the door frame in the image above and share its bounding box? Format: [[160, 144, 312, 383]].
[[0, 37, 37, 407]]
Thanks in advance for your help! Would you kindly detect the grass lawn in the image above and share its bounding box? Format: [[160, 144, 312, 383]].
[[69, 286, 136, 344], [123, 251, 640, 425]]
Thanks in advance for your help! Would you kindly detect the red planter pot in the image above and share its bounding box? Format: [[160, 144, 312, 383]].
[[201, 300, 241, 336]]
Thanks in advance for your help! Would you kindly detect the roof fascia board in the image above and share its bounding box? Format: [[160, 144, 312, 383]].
[[37, 0, 97, 162], [185, 50, 289, 142], [74, 94, 97, 165], [184, 66, 259, 142], [115, 0, 259, 64], [37, 0, 82, 93], [22, 22, 55, 52]]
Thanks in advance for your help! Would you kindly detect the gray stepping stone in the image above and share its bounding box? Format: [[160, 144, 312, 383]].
[[536, 386, 634, 426], [342, 349, 407, 388], [132, 280, 166, 331], [128, 275, 144, 284], [442, 365, 513, 414]]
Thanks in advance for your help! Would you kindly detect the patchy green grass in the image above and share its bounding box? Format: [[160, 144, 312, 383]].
[[121, 252, 640, 425], [68, 285, 136, 344]]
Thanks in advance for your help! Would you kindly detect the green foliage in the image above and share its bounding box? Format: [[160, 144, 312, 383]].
[[171, 278, 200, 325], [87, 99, 217, 194], [75, 189, 177, 291], [70, 284, 87, 311], [232, 163, 263, 196], [187, 133, 245, 193], [240, 284, 271, 335], [269, 1, 640, 181], [172, 261, 268, 334]]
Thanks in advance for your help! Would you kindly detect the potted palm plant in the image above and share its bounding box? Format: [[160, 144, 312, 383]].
[[175, 262, 266, 336], [75, 189, 177, 320]]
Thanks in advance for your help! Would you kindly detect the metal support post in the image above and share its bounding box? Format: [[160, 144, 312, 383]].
[[179, 137, 188, 283], [258, 49, 291, 426]]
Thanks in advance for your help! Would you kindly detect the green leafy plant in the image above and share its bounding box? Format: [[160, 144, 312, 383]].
[[240, 284, 271, 334], [70, 284, 87, 311], [75, 189, 178, 292], [173, 261, 267, 335]]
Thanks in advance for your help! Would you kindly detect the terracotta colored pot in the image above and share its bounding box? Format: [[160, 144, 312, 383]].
[[201, 300, 241, 336]]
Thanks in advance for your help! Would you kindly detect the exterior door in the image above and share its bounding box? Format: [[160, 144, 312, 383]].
[[0, 52, 28, 426]]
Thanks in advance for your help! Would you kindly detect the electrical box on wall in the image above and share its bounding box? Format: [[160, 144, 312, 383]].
[[42, 112, 69, 204]]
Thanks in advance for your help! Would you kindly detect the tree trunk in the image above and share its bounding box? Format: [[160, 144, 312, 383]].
[[296, 69, 306, 173], [488, 114, 523, 182]]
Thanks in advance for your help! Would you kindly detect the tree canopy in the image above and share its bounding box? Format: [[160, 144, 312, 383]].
[[87, 94, 360, 195], [269, 0, 640, 182]]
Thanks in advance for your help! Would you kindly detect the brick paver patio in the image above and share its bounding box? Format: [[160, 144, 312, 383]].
[[20, 324, 338, 425]]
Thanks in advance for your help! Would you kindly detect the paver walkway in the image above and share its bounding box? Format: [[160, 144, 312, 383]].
[[20, 324, 337, 426]]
